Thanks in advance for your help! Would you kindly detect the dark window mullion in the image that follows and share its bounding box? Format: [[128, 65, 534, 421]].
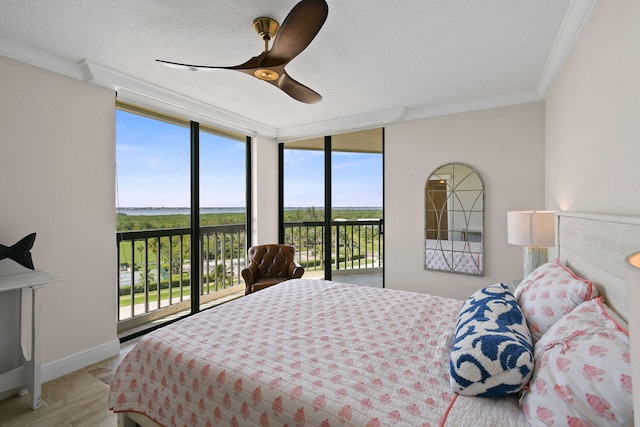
[[382, 128, 385, 287], [278, 143, 285, 244], [190, 121, 200, 313], [246, 136, 252, 248], [324, 135, 332, 280]]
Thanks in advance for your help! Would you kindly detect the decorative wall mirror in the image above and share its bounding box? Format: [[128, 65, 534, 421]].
[[425, 163, 484, 275]]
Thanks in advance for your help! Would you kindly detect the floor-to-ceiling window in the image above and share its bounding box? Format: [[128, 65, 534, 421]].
[[281, 129, 384, 285], [198, 127, 248, 310], [281, 138, 326, 276], [330, 130, 383, 284], [115, 103, 249, 335]]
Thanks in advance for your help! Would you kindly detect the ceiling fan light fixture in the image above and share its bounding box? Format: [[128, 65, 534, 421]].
[[254, 69, 279, 81]]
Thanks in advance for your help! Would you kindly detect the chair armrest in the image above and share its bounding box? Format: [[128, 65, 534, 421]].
[[242, 264, 258, 295], [289, 261, 304, 278]]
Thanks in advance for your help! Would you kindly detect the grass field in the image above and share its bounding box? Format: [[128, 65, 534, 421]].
[[118, 241, 162, 269], [117, 208, 382, 232], [119, 286, 191, 307]]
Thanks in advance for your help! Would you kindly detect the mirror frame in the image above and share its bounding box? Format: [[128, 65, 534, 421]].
[[424, 162, 484, 276]]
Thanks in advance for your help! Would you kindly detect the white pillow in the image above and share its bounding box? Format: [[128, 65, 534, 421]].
[[514, 259, 597, 342], [521, 297, 633, 426]]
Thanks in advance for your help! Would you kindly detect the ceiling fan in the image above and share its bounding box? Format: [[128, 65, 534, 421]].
[[156, 0, 328, 104]]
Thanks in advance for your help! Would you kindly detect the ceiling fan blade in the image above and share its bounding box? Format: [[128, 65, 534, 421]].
[[156, 52, 268, 72], [277, 71, 322, 104], [156, 59, 231, 71], [265, 0, 328, 66]]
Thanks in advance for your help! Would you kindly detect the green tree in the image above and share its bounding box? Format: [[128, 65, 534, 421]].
[[136, 244, 145, 270]]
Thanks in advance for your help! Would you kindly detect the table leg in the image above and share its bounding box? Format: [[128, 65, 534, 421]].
[[23, 286, 42, 409]]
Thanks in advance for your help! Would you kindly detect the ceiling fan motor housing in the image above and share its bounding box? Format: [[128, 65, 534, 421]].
[[253, 17, 279, 46]]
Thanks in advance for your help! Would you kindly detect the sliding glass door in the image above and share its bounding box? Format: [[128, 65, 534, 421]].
[[282, 138, 326, 278], [330, 130, 383, 284], [281, 129, 384, 285], [199, 128, 247, 309], [116, 107, 192, 323]]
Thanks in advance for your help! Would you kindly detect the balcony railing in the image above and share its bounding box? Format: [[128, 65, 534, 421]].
[[284, 219, 384, 272], [116, 224, 246, 331], [116, 219, 382, 331]]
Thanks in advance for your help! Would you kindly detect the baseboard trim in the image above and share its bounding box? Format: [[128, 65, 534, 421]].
[[42, 339, 120, 383]]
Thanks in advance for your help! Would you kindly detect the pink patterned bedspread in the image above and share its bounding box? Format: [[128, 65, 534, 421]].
[[109, 279, 525, 426], [426, 240, 483, 275]]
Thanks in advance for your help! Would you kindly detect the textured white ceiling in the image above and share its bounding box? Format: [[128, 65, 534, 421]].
[[0, 0, 594, 140]]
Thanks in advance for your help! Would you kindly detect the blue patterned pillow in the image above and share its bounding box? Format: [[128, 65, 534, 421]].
[[450, 283, 534, 397]]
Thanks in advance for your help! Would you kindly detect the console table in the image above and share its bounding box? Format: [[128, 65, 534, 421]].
[[0, 263, 59, 409]]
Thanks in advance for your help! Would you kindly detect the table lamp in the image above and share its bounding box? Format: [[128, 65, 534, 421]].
[[626, 251, 640, 427], [507, 210, 555, 277]]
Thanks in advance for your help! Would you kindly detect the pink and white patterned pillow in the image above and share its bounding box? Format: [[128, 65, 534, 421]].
[[514, 259, 597, 342], [521, 297, 633, 426]]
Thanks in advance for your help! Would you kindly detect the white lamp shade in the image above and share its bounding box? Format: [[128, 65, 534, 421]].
[[627, 252, 640, 271], [626, 251, 640, 427], [507, 210, 555, 247]]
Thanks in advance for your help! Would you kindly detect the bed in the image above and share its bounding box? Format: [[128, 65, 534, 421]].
[[110, 212, 637, 426]]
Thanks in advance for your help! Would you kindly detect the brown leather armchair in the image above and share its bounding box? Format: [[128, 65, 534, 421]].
[[241, 244, 304, 295]]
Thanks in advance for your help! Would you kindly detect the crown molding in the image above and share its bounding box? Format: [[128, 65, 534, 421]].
[[0, 37, 84, 80], [0, 38, 277, 138], [276, 88, 547, 141], [402, 89, 543, 123], [275, 108, 407, 142], [81, 60, 277, 138], [536, 0, 598, 97]]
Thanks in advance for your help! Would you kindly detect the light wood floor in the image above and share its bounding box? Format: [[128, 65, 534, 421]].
[[0, 340, 137, 427]]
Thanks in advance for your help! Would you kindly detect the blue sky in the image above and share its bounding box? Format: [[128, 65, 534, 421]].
[[284, 149, 383, 207], [116, 110, 382, 208]]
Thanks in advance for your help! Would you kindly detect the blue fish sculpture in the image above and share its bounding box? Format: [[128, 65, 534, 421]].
[[0, 233, 36, 270]]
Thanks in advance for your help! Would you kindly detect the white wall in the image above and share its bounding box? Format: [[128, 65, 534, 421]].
[[385, 102, 546, 300], [0, 56, 118, 371], [251, 135, 279, 245], [545, 0, 640, 214], [545, 0, 640, 420]]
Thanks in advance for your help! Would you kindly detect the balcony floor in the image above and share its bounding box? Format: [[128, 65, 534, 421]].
[[304, 269, 383, 287]]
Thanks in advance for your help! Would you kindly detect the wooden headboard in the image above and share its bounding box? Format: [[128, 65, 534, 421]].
[[557, 212, 640, 322]]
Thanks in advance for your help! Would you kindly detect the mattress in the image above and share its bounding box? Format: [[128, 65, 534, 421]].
[[109, 279, 526, 426]]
